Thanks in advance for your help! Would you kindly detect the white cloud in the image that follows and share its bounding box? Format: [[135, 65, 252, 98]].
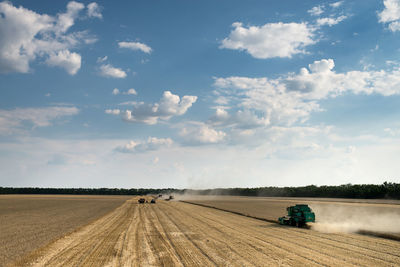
[[116, 137, 173, 153], [118, 41, 152, 54], [330, 1, 344, 8], [384, 127, 400, 136], [378, 0, 400, 23], [99, 64, 127, 78], [308, 5, 324, 16], [209, 108, 270, 129], [285, 58, 400, 98], [212, 58, 400, 136], [378, 0, 400, 31], [180, 123, 226, 144], [316, 15, 347, 26], [97, 56, 107, 63], [124, 88, 137, 95], [388, 20, 400, 31], [220, 22, 316, 59], [45, 50, 81, 75], [0, 1, 96, 74], [112, 88, 120, 95], [117, 91, 197, 124], [55, 1, 85, 34], [105, 109, 120, 115], [213, 76, 320, 127], [87, 2, 102, 19], [0, 106, 79, 135]]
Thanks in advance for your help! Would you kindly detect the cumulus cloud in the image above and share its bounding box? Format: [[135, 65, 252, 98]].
[[0, 106, 79, 135], [112, 88, 137, 95], [213, 76, 320, 127], [122, 91, 197, 124], [106, 91, 197, 124], [388, 20, 400, 31], [87, 2, 102, 19], [124, 88, 137, 95], [112, 88, 120, 95], [220, 22, 316, 59], [97, 56, 107, 63], [316, 15, 347, 26], [378, 0, 400, 31], [330, 1, 344, 8], [116, 137, 173, 153], [378, 0, 400, 22], [99, 64, 127, 78], [209, 108, 270, 129], [308, 5, 324, 16], [0, 1, 96, 74], [45, 50, 81, 75], [285, 58, 400, 98], [212, 58, 400, 134], [180, 123, 226, 144], [105, 109, 120, 115], [118, 41, 152, 54]]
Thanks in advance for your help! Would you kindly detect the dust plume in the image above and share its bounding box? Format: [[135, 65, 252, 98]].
[[310, 203, 400, 234]]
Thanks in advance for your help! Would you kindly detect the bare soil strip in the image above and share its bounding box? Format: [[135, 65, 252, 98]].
[[15, 197, 400, 267]]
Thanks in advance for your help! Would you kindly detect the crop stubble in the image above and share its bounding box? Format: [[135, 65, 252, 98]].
[[14, 196, 400, 267], [0, 195, 131, 267]]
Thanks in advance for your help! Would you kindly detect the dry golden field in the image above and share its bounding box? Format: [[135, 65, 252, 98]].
[[7, 196, 400, 267], [0, 194, 131, 267]]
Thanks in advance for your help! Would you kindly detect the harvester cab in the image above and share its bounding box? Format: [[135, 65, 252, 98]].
[[278, 204, 315, 227]]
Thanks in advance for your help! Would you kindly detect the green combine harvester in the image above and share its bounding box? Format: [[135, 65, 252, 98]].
[[278, 204, 315, 227]]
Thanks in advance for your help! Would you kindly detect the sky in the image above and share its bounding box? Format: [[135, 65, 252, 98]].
[[1, 0, 400, 189]]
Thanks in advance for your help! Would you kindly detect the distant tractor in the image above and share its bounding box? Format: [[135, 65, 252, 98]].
[[278, 204, 315, 227], [138, 198, 146, 204], [165, 195, 174, 201], [150, 199, 156, 204]]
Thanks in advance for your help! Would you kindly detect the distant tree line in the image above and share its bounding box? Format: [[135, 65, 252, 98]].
[[0, 187, 183, 196], [184, 182, 400, 199], [0, 182, 399, 199]]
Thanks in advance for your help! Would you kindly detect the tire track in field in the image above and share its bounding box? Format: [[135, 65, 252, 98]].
[[41, 200, 133, 266], [161, 203, 294, 267], [271, 224, 400, 265], [166, 202, 289, 266], [161, 203, 260, 266], [167, 202, 336, 266], [142, 204, 184, 266], [163, 202, 324, 266], [150, 204, 216, 266], [154, 204, 219, 266], [26, 200, 134, 267]]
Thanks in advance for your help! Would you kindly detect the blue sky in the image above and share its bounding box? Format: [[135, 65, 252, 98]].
[[1, 0, 400, 188]]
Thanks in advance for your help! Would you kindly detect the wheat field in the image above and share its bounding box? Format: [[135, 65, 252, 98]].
[[7, 196, 400, 267]]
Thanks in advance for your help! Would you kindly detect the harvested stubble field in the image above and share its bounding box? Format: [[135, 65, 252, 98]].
[[0, 194, 131, 267], [6, 196, 400, 266], [181, 196, 400, 236]]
